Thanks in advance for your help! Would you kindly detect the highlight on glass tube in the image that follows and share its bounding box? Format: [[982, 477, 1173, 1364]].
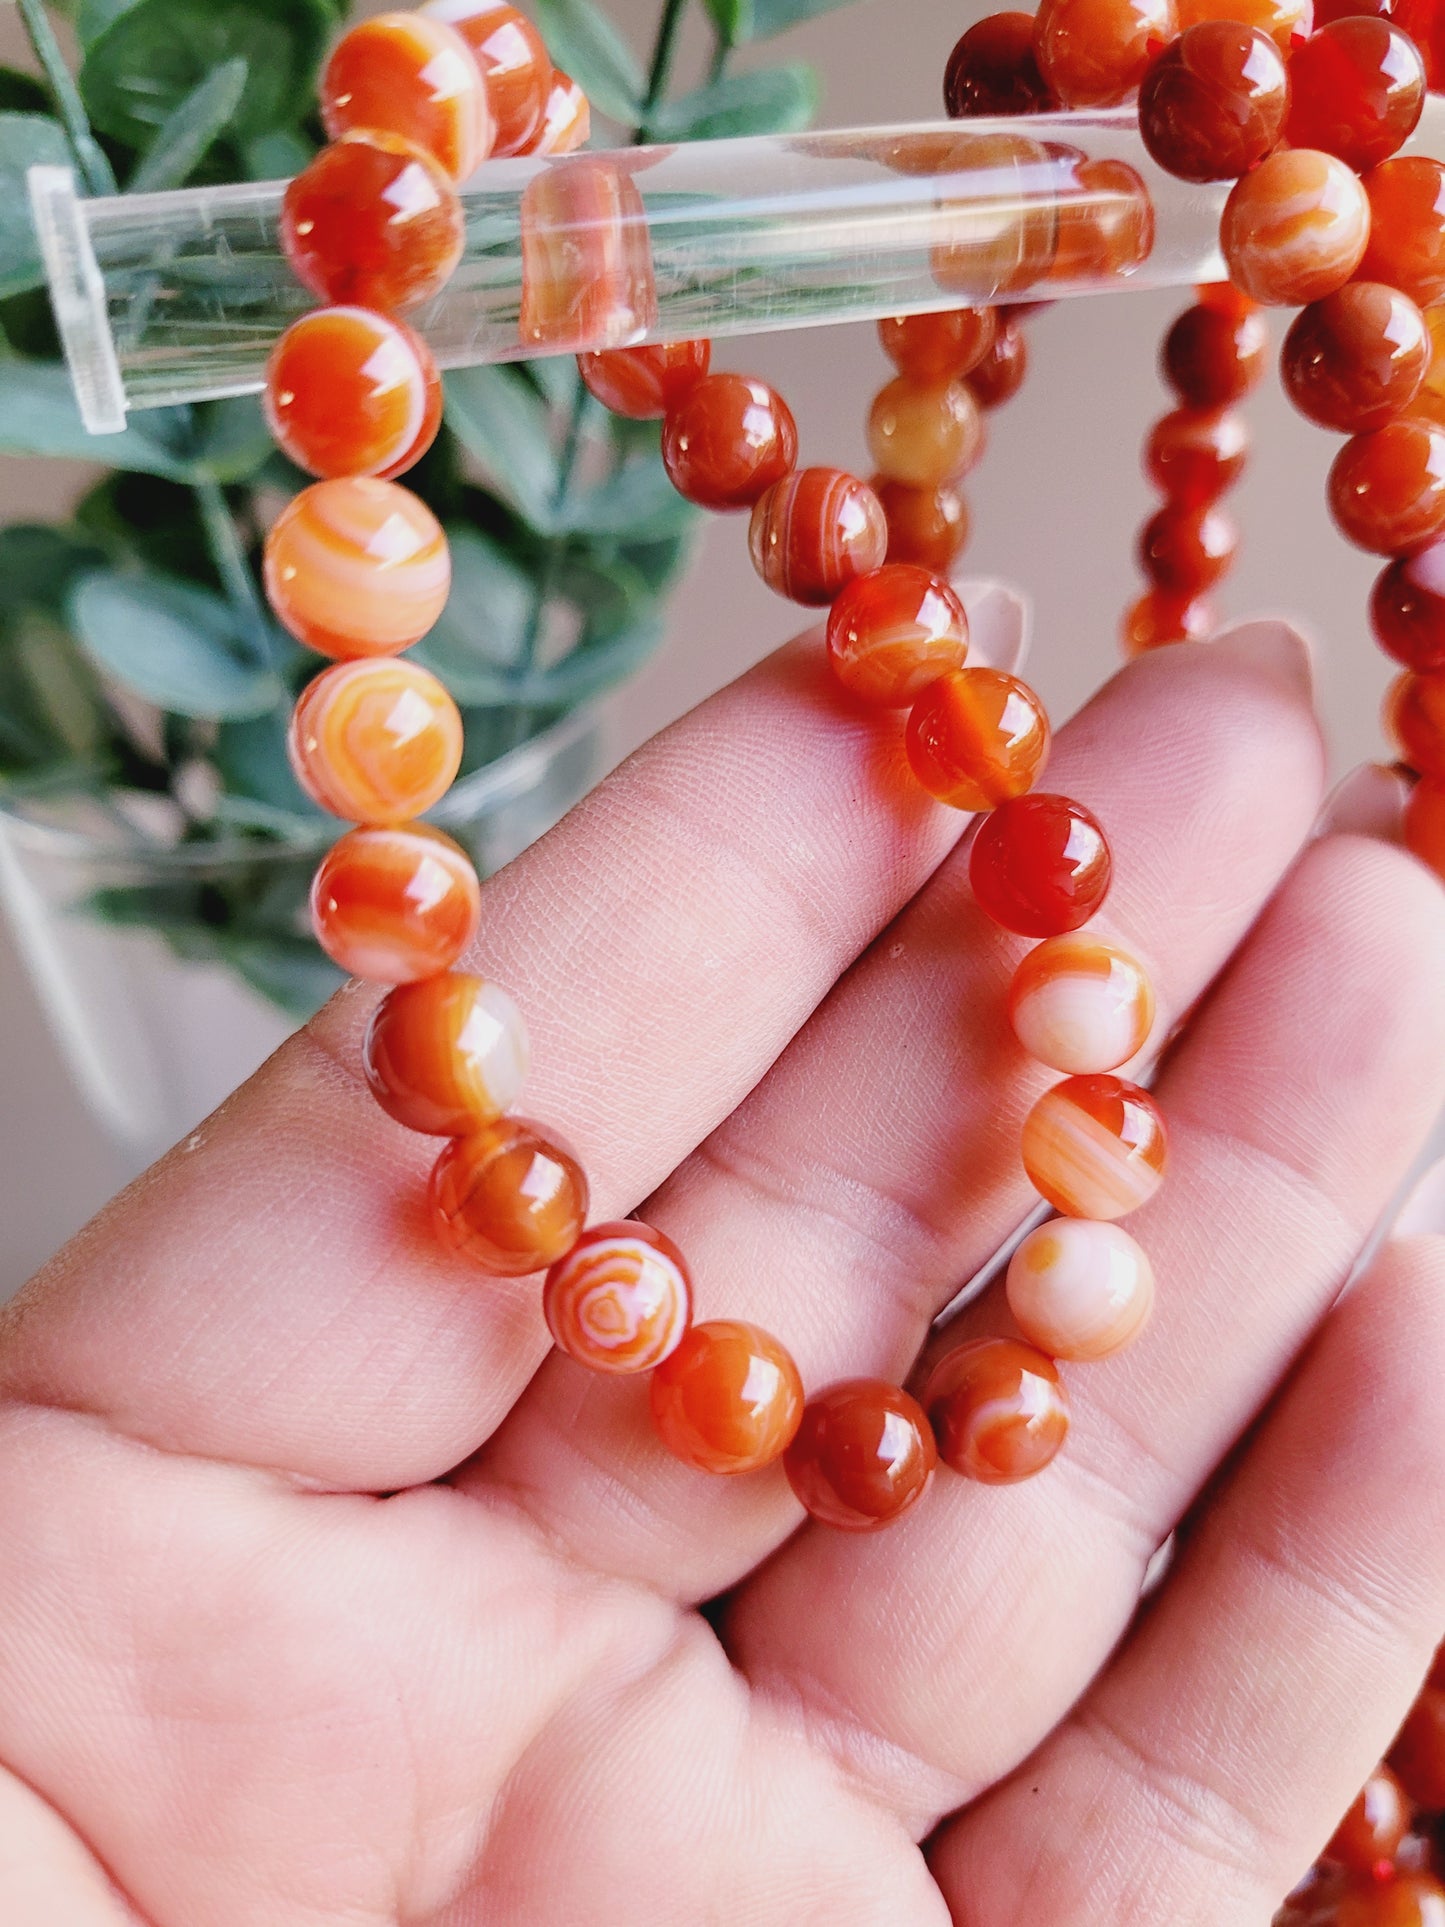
[[29, 106, 1257, 436]]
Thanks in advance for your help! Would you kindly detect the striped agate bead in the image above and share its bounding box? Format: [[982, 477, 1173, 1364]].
[[1009, 933, 1155, 1073], [309, 824, 480, 983], [1021, 1074, 1168, 1220], [264, 478, 451, 660], [544, 1221, 693, 1373], [825, 563, 969, 707], [519, 155, 654, 352], [264, 308, 442, 482], [527, 70, 590, 155], [430, 1118, 588, 1273], [281, 132, 463, 314], [421, 0, 552, 156], [905, 667, 1051, 811], [288, 658, 463, 824], [748, 467, 889, 606], [1006, 1218, 1155, 1361], [364, 972, 529, 1135], [320, 10, 492, 181], [923, 1337, 1070, 1484]]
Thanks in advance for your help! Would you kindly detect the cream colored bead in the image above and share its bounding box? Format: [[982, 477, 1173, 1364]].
[[1008, 934, 1155, 1074], [1006, 1218, 1155, 1361]]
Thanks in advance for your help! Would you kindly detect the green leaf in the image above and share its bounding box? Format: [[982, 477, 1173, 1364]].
[[0, 524, 108, 614], [528, 609, 663, 704], [213, 709, 325, 817], [0, 361, 194, 472], [522, 353, 582, 414], [68, 569, 282, 718], [242, 126, 313, 181], [81, 0, 332, 145], [444, 366, 561, 530], [411, 523, 537, 703], [216, 932, 341, 1018], [647, 63, 816, 138], [186, 395, 274, 482], [74, 0, 139, 52], [0, 70, 50, 115], [563, 457, 697, 540], [534, 0, 643, 122], [127, 56, 247, 192], [0, 113, 72, 297], [11, 609, 105, 759], [616, 521, 700, 596], [705, 0, 862, 42]]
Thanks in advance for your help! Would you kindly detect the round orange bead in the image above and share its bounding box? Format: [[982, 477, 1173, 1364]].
[[1009, 933, 1155, 1073], [876, 476, 971, 572], [1123, 589, 1215, 654], [866, 375, 984, 488], [968, 319, 1028, 408], [1050, 157, 1156, 284], [825, 564, 969, 707], [1021, 1073, 1168, 1220], [661, 373, 798, 511], [929, 131, 1060, 298], [923, 1337, 1070, 1484], [1162, 300, 1268, 408], [650, 1320, 805, 1476], [1176, 0, 1309, 56], [906, 668, 1050, 812], [429, 1117, 587, 1273], [264, 308, 442, 483], [1138, 500, 1238, 594], [544, 1221, 693, 1374], [264, 478, 451, 661], [1221, 148, 1371, 306], [1388, 669, 1445, 776], [879, 308, 997, 382], [1329, 421, 1445, 556], [1281, 284, 1430, 435], [288, 658, 463, 824], [1324, 1766, 1413, 1876], [1286, 18, 1426, 173], [320, 12, 492, 182], [944, 11, 1057, 115], [1359, 158, 1445, 308], [783, 1379, 936, 1531], [1337, 1873, 1445, 1927], [1035, 0, 1178, 107], [1144, 407, 1248, 506], [749, 468, 889, 607], [578, 339, 711, 420], [519, 155, 652, 352], [422, 0, 551, 157], [281, 132, 464, 314], [364, 971, 529, 1135], [969, 792, 1112, 937], [309, 823, 480, 982], [1405, 776, 1445, 880], [1373, 540, 1445, 670], [527, 70, 590, 156], [1138, 22, 1290, 184], [1392, 1688, 1445, 1807]]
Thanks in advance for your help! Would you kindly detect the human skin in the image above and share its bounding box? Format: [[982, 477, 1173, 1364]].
[[0, 612, 1443, 1925]]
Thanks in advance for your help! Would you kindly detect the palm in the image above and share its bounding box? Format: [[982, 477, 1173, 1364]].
[[3, 605, 1445, 1927]]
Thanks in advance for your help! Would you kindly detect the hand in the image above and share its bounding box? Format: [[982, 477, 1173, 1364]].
[[0, 607, 1442, 1927]]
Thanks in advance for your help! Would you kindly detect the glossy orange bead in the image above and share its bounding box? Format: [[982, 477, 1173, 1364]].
[[1329, 420, 1445, 555], [1337, 1874, 1445, 1927], [944, 11, 1058, 115], [1162, 300, 1268, 407], [783, 1380, 936, 1531], [1221, 148, 1371, 306], [280, 132, 464, 314], [1373, 540, 1445, 669], [650, 1320, 805, 1476], [970, 792, 1112, 938], [1022, 1073, 1168, 1219], [1405, 777, 1445, 880], [1287, 18, 1426, 171], [320, 12, 491, 183], [1359, 159, 1445, 308], [1281, 284, 1429, 434], [1138, 500, 1238, 593], [518, 155, 654, 353], [879, 308, 997, 381], [1050, 157, 1156, 284], [364, 971, 528, 1135], [923, 1337, 1070, 1484], [1035, 0, 1178, 107], [867, 376, 984, 488], [1010, 933, 1155, 1072], [526, 70, 591, 156], [288, 658, 463, 824], [544, 1221, 693, 1374], [1176, 0, 1310, 56], [1145, 407, 1248, 506], [749, 468, 889, 606], [906, 667, 1051, 811], [578, 339, 710, 420], [430, 1119, 587, 1273], [264, 308, 441, 483], [309, 823, 480, 982], [1122, 589, 1215, 653], [1138, 22, 1290, 183], [968, 318, 1029, 407], [1392, 1688, 1445, 1807], [421, 0, 550, 157], [661, 373, 798, 511], [1388, 669, 1445, 775], [875, 476, 971, 572], [1324, 1766, 1413, 1876], [265, 478, 450, 661], [825, 564, 969, 707]]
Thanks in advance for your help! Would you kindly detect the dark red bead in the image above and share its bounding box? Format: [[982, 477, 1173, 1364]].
[[1286, 17, 1426, 172], [1145, 407, 1248, 505], [1122, 589, 1215, 654], [969, 792, 1113, 937], [1162, 301, 1269, 408], [944, 11, 1058, 116], [783, 1379, 936, 1531], [1281, 283, 1430, 434], [1138, 22, 1291, 183], [660, 373, 798, 511], [1138, 501, 1239, 592], [968, 320, 1028, 408], [280, 133, 464, 314], [1329, 419, 1445, 555], [1324, 1765, 1413, 1876], [1371, 542, 1445, 668]]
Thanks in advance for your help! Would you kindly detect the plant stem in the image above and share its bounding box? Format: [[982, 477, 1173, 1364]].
[[194, 476, 273, 672], [15, 0, 117, 196], [638, 0, 689, 135], [707, 27, 730, 84]]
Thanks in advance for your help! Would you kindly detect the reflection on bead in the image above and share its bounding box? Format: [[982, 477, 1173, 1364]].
[[826, 564, 969, 707], [1138, 22, 1289, 184], [519, 156, 655, 352], [662, 373, 798, 510], [906, 668, 1050, 811], [544, 1221, 693, 1373], [1009, 933, 1155, 1073], [1050, 158, 1156, 282], [1176, 0, 1308, 55], [970, 792, 1112, 937], [1162, 300, 1268, 407], [1287, 18, 1426, 172], [879, 308, 997, 381], [749, 468, 889, 606], [1324, 1766, 1412, 1876], [783, 1379, 936, 1530], [1373, 542, 1445, 670], [527, 71, 590, 156], [265, 478, 451, 659], [1145, 408, 1248, 505], [1359, 158, 1445, 308], [1220, 148, 1370, 306], [364, 972, 529, 1135], [579, 339, 710, 419], [867, 376, 984, 487], [430, 1118, 587, 1273], [309, 823, 480, 982], [288, 658, 463, 824], [650, 1320, 805, 1475], [320, 12, 491, 182], [876, 476, 971, 572], [929, 132, 1060, 299], [1388, 670, 1445, 777], [1137, 501, 1238, 595], [1035, 0, 1178, 107], [1329, 421, 1445, 556], [969, 319, 1029, 407], [944, 11, 1058, 116], [923, 1336, 1070, 1483], [1336, 1875, 1445, 1927], [1006, 1217, 1155, 1360], [1123, 589, 1215, 654], [281, 132, 464, 314], [1280, 284, 1430, 435], [1022, 1073, 1168, 1219], [264, 308, 442, 482], [1405, 777, 1445, 881], [422, 0, 551, 156]]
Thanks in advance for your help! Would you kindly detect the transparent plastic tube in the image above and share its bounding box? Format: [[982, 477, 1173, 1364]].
[[35, 101, 1441, 436]]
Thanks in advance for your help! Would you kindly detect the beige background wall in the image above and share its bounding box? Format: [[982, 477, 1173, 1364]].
[[0, 0, 1411, 1287]]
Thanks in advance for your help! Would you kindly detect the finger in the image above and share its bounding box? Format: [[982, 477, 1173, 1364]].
[[0, 1767, 139, 1926], [928, 1232, 1445, 1925], [468, 623, 1324, 1597], [0, 605, 994, 1491], [728, 830, 1445, 1832]]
